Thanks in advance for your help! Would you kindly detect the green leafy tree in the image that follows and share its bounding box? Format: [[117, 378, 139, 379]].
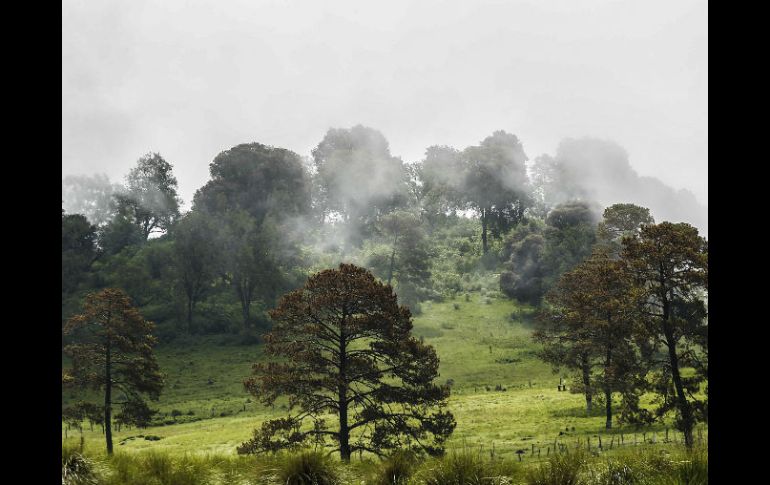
[[98, 213, 145, 256], [193, 142, 311, 225], [62, 210, 98, 297], [621, 222, 708, 448], [417, 146, 466, 229], [63, 288, 164, 454], [500, 201, 598, 306], [461, 131, 532, 253], [115, 153, 181, 239], [312, 125, 409, 245], [217, 211, 284, 329], [541, 201, 599, 286], [596, 203, 654, 256], [239, 264, 455, 461], [370, 211, 433, 313], [499, 220, 547, 305], [170, 212, 220, 333]]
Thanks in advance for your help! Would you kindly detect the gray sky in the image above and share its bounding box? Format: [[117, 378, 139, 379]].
[[62, 0, 707, 211]]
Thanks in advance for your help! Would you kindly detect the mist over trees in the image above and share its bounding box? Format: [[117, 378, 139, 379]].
[[61, 125, 706, 350], [61, 123, 707, 459], [532, 138, 707, 236]]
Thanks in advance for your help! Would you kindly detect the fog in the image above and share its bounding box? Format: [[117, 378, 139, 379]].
[[63, 0, 706, 226]]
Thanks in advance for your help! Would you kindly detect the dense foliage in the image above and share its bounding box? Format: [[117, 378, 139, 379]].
[[61, 126, 707, 457], [239, 264, 455, 460]]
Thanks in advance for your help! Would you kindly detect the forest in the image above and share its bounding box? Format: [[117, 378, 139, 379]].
[[62, 125, 708, 484]]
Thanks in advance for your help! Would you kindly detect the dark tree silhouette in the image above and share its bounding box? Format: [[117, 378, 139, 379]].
[[239, 264, 455, 461], [622, 222, 708, 449]]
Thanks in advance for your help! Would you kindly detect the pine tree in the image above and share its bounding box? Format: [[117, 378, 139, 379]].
[[63, 288, 164, 454]]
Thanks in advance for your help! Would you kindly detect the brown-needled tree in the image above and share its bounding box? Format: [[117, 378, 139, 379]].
[[239, 264, 455, 461], [63, 288, 164, 454], [535, 249, 643, 429]]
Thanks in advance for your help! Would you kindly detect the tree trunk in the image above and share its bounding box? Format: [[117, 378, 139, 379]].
[[338, 330, 351, 462], [187, 297, 194, 333], [604, 335, 613, 429], [105, 343, 113, 455], [581, 357, 592, 416], [663, 295, 694, 448], [481, 207, 489, 254], [339, 386, 350, 462]]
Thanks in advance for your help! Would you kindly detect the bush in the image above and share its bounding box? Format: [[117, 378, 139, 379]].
[[371, 450, 419, 485], [276, 449, 339, 485], [525, 450, 586, 485], [62, 446, 99, 485], [418, 448, 518, 485]]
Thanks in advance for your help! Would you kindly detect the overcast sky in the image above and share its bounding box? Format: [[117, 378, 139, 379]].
[[62, 0, 707, 210]]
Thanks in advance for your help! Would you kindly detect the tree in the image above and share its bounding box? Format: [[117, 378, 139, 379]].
[[500, 201, 598, 306], [193, 142, 311, 225], [535, 251, 642, 428], [218, 211, 284, 329], [541, 201, 600, 286], [312, 125, 409, 245], [461, 131, 532, 253], [115, 152, 181, 239], [368, 211, 433, 313], [417, 145, 466, 229], [596, 203, 654, 256], [62, 210, 98, 297], [239, 264, 455, 461], [170, 212, 220, 333], [621, 222, 707, 448], [63, 288, 164, 454], [499, 220, 547, 305], [62, 173, 122, 227], [98, 213, 145, 256]]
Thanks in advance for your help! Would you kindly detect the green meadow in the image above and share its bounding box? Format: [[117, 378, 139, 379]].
[[62, 291, 705, 462]]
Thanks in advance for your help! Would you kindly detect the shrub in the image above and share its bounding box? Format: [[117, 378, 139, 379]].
[[371, 450, 419, 485], [525, 450, 586, 485], [276, 449, 339, 485], [62, 446, 99, 485], [418, 448, 517, 485]]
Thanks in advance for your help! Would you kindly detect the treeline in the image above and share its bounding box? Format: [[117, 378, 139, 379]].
[[534, 212, 708, 449], [62, 125, 705, 345]]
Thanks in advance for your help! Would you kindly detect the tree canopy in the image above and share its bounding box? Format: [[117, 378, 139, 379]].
[[63, 288, 164, 454], [239, 264, 455, 461]]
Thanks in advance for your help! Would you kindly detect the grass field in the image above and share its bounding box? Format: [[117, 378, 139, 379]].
[[62, 291, 706, 462]]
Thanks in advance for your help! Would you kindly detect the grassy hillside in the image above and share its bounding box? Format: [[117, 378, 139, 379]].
[[62, 291, 706, 460]]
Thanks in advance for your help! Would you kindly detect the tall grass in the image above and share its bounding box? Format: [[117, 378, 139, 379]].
[[368, 450, 419, 485], [416, 447, 519, 485], [525, 449, 586, 485], [61, 442, 706, 485], [62, 442, 101, 485], [273, 449, 340, 485]]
